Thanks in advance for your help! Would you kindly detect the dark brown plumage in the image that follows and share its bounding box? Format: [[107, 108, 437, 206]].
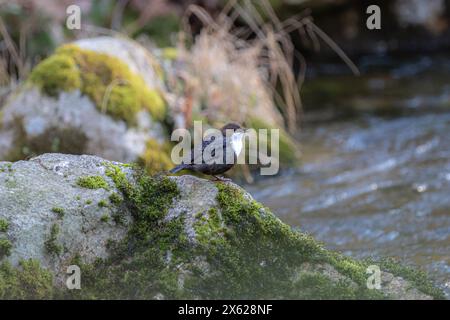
[[170, 123, 246, 180]]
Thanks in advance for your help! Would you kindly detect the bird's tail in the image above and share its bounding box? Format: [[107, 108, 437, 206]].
[[169, 164, 187, 174]]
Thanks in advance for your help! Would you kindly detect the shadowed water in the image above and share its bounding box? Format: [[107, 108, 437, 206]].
[[248, 55, 450, 296]]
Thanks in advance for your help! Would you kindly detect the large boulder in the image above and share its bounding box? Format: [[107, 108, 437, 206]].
[[0, 37, 171, 173], [0, 154, 443, 299]]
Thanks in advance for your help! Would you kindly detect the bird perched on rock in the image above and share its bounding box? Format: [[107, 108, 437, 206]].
[[170, 123, 247, 180]]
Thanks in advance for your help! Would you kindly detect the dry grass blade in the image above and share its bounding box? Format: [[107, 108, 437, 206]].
[[0, 58, 9, 86], [177, 0, 360, 134], [179, 0, 308, 134], [0, 16, 24, 80], [306, 19, 360, 76]]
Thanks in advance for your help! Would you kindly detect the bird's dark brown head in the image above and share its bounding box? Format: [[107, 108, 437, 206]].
[[220, 123, 243, 135]]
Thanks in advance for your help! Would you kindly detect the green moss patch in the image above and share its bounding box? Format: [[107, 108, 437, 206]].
[[0, 239, 12, 258], [29, 54, 81, 96], [0, 259, 53, 299], [0, 219, 9, 233], [76, 175, 109, 190], [194, 182, 380, 299], [108, 192, 122, 205], [98, 200, 108, 208], [44, 224, 62, 256], [63, 166, 182, 299], [28, 44, 166, 125], [51, 207, 65, 218]]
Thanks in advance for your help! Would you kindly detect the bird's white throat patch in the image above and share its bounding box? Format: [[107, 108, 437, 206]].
[[230, 132, 244, 157]]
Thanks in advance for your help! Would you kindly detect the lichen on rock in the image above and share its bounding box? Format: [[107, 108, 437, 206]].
[[0, 154, 443, 299]]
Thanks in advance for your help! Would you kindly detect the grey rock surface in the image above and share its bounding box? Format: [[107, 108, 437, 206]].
[[0, 89, 165, 162], [74, 36, 164, 90], [0, 153, 133, 285]]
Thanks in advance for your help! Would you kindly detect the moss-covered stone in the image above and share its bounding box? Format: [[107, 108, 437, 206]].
[[28, 44, 166, 125], [202, 182, 380, 299], [63, 167, 182, 299], [29, 54, 81, 96], [0, 155, 442, 299], [60, 168, 442, 299]]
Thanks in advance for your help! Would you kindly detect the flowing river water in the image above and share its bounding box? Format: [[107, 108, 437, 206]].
[[247, 54, 450, 296]]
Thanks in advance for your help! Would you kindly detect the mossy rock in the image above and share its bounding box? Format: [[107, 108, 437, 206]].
[[0, 154, 442, 299], [0, 38, 171, 165], [28, 54, 81, 96], [29, 44, 166, 124]]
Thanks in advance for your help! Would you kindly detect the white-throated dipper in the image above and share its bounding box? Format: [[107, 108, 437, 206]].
[[169, 123, 247, 180]]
